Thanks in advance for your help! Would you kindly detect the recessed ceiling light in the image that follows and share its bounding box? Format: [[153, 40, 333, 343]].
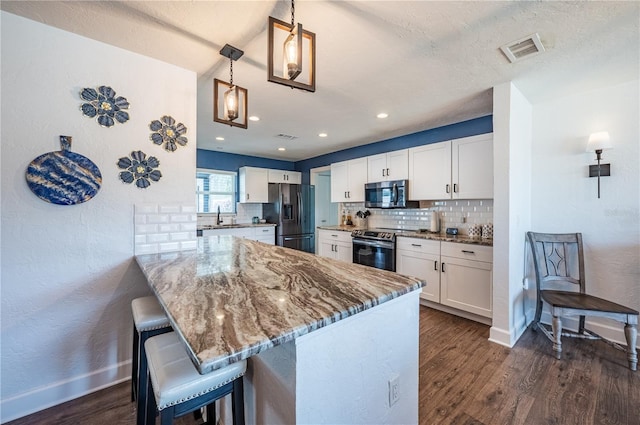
[[249, 116, 260, 121], [377, 113, 388, 119], [215, 136, 225, 141], [278, 147, 286, 151], [318, 133, 328, 138]]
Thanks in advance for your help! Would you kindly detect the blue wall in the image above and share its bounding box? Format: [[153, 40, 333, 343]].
[[197, 149, 296, 172], [197, 115, 493, 185]]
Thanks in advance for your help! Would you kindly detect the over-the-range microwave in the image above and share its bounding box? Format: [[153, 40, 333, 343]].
[[364, 180, 419, 209]]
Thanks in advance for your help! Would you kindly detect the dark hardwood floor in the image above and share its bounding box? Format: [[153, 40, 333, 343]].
[[7, 306, 639, 425]]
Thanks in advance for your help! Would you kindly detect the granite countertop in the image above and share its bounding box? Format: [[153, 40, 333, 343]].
[[136, 236, 424, 374], [316, 225, 493, 246], [198, 223, 276, 230]]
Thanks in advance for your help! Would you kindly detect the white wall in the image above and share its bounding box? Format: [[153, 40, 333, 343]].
[[530, 79, 640, 341], [0, 12, 196, 422], [490, 83, 533, 347]]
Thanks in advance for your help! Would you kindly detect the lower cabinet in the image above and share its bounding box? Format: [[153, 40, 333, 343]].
[[317, 229, 352, 263], [396, 237, 493, 319], [202, 226, 275, 245]]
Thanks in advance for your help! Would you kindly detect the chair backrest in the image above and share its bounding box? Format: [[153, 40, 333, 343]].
[[526, 232, 586, 294]]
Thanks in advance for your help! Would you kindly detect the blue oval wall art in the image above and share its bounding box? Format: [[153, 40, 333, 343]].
[[26, 135, 102, 205]]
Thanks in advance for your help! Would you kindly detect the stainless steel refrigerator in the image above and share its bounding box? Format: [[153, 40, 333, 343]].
[[263, 183, 315, 253]]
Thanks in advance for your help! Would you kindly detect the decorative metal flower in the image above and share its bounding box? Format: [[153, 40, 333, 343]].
[[80, 86, 130, 127], [117, 151, 162, 189], [149, 115, 188, 152]]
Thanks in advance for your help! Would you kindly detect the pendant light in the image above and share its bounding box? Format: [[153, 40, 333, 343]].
[[268, 0, 316, 92], [214, 44, 248, 129]]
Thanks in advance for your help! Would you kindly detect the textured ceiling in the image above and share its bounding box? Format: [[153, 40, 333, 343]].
[[2, 1, 638, 161]]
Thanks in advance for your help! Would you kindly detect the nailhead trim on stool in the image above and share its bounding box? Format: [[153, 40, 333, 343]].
[[142, 332, 246, 425], [131, 296, 172, 410]]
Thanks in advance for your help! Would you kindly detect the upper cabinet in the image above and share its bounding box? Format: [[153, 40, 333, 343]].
[[409, 134, 493, 200], [239, 167, 269, 203], [330, 158, 367, 202], [367, 149, 408, 182], [268, 170, 301, 184]]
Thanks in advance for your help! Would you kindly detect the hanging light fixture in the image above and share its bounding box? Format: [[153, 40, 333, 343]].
[[214, 44, 248, 129], [268, 0, 316, 92]]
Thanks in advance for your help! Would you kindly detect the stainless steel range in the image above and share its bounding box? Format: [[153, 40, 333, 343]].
[[351, 228, 399, 272]]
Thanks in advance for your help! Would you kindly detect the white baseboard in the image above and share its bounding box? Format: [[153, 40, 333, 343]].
[[0, 361, 131, 424], [419, 299, 492, 326]]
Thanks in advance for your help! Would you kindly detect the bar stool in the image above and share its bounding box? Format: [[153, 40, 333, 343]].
[[131, 296, 172, 406], [142, 332, 246, 425]]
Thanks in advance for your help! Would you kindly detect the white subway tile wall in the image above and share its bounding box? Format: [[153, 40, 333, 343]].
[[135, 203, 197, 254], [197, 202, 264, 226], [342, 199, 493, 235]]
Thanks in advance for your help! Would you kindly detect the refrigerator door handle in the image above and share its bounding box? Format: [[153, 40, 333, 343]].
[[297, 191, 303, 225], [283, 235, 313, 241]]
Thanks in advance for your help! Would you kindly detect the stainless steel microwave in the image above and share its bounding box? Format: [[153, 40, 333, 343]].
[[364, 180, 419, 209]]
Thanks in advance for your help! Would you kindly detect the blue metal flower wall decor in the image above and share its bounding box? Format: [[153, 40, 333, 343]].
[[117, 151, 162, 189], [149, 115, 188, 152], [80, 86, 130, 127]]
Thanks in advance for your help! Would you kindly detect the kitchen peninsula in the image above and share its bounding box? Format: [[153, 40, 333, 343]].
[[136, 235, 424, 424]]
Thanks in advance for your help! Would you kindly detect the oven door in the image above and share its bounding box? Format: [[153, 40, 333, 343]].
[[352, 238, 396, 272]]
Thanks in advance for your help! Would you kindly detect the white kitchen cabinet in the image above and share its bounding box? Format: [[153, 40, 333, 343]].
[[330, 158, 367, 202], [239, 167, 269, 203], [439, 242, 493, 318], [367, 149, 408, 182], [396, 238, 441, 303], [268, 169, 302, 184], [317, 229, 352, 263], [202, 226, 275, 245], [408, 133, 493, 200]]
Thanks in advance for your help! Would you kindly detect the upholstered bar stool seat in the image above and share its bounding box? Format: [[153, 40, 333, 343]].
[[143, 332, 246, 425], [131, 296, 172, 405]]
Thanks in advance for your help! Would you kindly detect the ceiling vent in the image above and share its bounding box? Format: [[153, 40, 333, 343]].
[[274, 133, 298, 140], [500, 33, 545, 63]]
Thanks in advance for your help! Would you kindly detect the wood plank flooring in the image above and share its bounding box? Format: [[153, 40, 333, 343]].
[[7, 306, 639, 425]]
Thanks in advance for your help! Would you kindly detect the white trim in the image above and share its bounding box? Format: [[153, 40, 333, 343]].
[[0, 361, 130, 424], [420, 299, 492, 326]]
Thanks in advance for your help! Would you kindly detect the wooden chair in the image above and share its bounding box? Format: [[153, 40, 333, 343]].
[[526, 232, 638, 371]]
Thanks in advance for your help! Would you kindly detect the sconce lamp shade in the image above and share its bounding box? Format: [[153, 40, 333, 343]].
[[214, 78, 248, 129], [268, 16, 316, 92], [587, 131, 612, 152]]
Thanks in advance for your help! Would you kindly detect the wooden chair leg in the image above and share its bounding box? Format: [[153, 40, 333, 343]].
[[551, 315, 562, 359], [624, 323, 637, 371], [232, 378, 245, 425]]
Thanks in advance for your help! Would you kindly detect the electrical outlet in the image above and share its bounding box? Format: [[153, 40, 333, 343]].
[[389, 375, 399, 406]]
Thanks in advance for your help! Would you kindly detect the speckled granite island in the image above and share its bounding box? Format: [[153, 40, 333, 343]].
[[136, 235, 424, 424]]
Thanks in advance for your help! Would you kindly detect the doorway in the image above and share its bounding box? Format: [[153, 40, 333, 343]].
[[310, 166, 338, 229]]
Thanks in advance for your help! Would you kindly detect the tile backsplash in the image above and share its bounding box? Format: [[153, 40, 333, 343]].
[[341, 199, 493, 235], [135, 203, 198, 254]]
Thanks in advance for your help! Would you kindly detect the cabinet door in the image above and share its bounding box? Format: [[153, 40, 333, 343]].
[[367, 153, 388, 183], [317, 239, 336, 259], [330, 161, 349, 202], [268, 169, 287, 184], [254, 227, 276, 245], [440, 256, 492, 318], [346, 157, 368, 202], [240, 167, 269, 203], [386, 149, 409, 181], [286, 171, 302, 184], [408, 142, 451, 200], [396, 249, 440, 302], [452, 134, 493, 199], [335, 241, 353, 263]]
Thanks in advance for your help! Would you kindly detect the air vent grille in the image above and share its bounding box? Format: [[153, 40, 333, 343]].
[[500, 33, 545, 63], [274, 133, 298, 140]]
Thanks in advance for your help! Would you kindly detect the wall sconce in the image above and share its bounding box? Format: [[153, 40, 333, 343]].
[[267, 0, 316, 92], [586, 131, 612, 199], [214, 44, 248, 129]]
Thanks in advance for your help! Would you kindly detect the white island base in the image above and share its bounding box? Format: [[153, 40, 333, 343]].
[[219, 290, 421, 424]]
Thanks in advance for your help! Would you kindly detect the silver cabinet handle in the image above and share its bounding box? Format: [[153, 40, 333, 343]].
[[446, 184, 450, 194], [262, 229, 269, 232], [386, 168, 390, 176], [247, 193, 250, 200], [411, 243, 422, 247], [382, 169, 385, 177], [331, 234, 338, 237]]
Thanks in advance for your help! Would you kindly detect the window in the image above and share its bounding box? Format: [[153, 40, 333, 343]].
[[196, 169, 237, 213]]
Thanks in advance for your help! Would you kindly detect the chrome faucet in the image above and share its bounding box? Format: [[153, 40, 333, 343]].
[[216, 205, 222, 225]]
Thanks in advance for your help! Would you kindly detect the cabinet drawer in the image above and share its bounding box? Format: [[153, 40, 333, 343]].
[[441, 242, 492, 263], [318, 229, 352, 243], [396, 237, 440, 255], [254, 226, 275, 236]]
